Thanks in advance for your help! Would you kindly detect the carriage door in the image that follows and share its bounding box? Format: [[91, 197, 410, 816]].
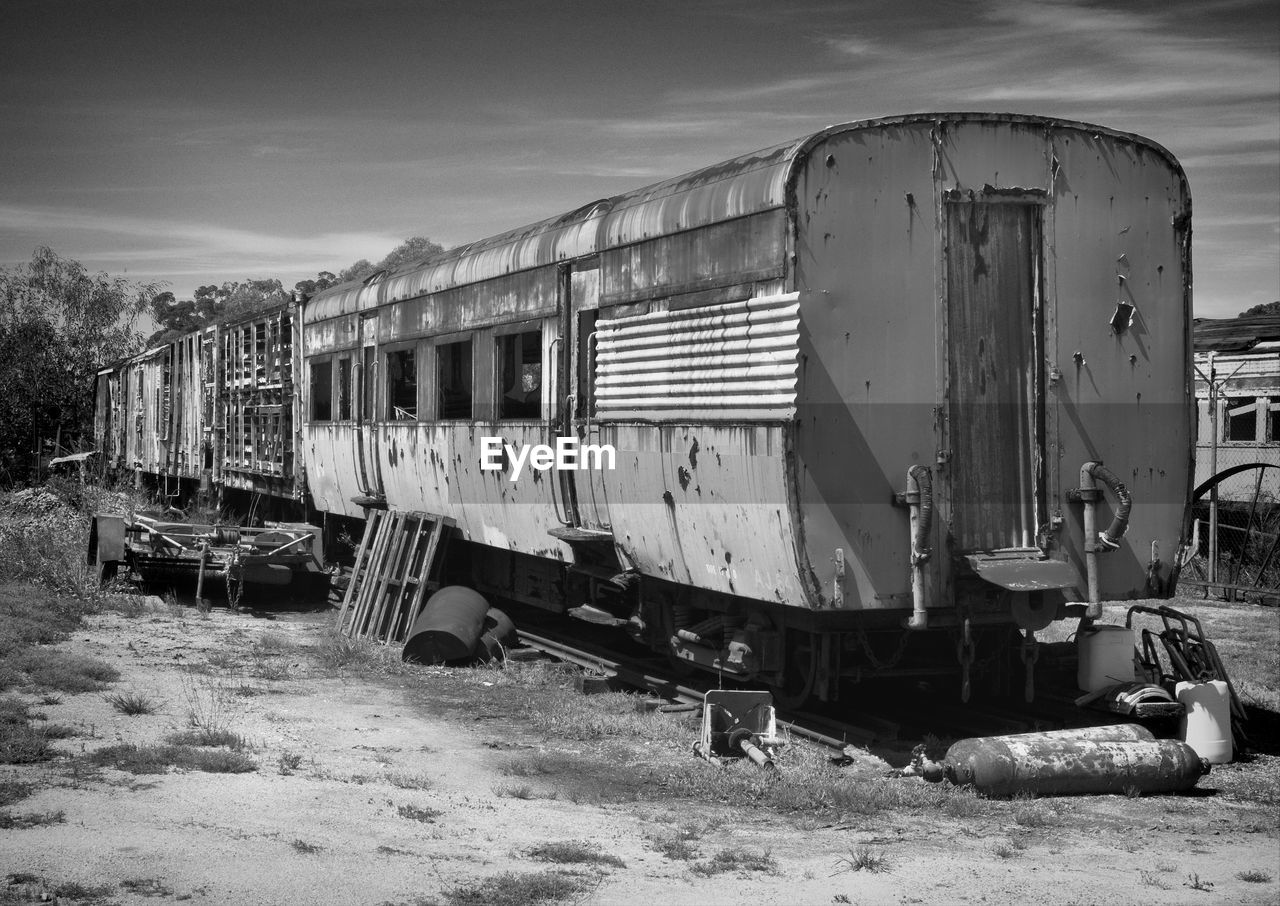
[[355, 310, 385, 500], [558, 261, 611, 532], [946, 199, 1043, 552]]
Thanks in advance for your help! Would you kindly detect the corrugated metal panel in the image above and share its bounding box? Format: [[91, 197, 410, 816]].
[[599, 142, 797, 247], [594, 292, 799, 421], [306, 283, 363, 322]]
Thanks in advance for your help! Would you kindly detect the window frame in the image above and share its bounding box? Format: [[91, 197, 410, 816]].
[[494, 320, 546, 421], [308, 356, 335, 423], [433, 333, 476, 422], [382, 340, 420, 422]]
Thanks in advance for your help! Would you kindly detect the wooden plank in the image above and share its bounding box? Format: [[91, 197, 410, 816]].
[[336, 508, 381, 630], [403, 516, 453, 630], [382, 515, 427, 644], [350, 510, 394, 637], [362, 512, 407, 640]]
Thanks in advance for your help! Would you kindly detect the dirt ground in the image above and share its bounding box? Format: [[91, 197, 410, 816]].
[[3, 599, 1278, 906]]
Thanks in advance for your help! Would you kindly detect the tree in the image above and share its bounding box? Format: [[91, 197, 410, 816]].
[[0, 247, 157, 484], [338, 237, 444, 283], [294, 271, 337, 299], [338, 258, 375, 283], [1239, 301, 1280, 318]]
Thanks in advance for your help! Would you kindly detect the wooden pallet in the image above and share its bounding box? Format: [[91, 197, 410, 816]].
[[336, 510, 453, 644]]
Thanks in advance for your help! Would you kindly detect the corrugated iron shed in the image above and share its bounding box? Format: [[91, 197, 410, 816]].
[[1193, 315, 1280, 353]]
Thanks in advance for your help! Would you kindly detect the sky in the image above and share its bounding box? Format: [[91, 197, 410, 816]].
[[1, 0, 1276, 319]]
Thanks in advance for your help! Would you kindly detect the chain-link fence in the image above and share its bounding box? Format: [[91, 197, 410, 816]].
[[1181, 489, 1280, 601]]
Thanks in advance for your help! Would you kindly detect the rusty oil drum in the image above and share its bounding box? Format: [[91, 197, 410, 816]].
[[932, 725, 1208, 797], [402, 586, 490, 664]]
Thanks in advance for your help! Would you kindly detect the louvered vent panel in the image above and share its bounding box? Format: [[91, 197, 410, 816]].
[[594, 292, 800, 421]]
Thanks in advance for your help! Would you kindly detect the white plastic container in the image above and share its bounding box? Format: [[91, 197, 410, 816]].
[[1177, 679, 1233, 764], [1076, 624, 1136, 692]]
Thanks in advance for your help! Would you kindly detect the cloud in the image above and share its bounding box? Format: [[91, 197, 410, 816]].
[[0, 203, 400, 289]]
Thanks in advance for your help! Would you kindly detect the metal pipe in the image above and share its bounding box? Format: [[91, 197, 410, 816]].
[[262, 533, 314, 559], [1076, 461, 1133, 619], [906, 465, 933, 630], [1207, 351, 1218, 584], [195, 543, 208, 604], [731, 729, 776, 770], [1079, 464, 1101, 618]]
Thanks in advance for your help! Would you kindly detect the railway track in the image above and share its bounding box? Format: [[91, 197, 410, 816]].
[[512, 623, 1075, 756]]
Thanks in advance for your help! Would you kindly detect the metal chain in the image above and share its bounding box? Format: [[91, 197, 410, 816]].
[[854, 625, 913, 671], [225, 549, 244, 609], [955, 617, 975, 703]]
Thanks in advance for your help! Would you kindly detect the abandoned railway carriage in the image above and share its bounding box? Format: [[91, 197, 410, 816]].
[[97, 113, 1194, 704]]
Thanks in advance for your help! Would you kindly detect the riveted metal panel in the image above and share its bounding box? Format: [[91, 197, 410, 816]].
[[601, 209, 788, 303], [594, 292, 800, 421], [303, 423, 363, 518], [596, 423, 808, 603], [375, 422, 570, 559], [380, 269, 558, 341], [792, 116, 1191, 611]]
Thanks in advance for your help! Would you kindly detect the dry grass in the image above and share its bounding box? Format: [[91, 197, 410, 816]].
[[690, 847, 777, 877], [164, 728, 249, 750], [87, 742, 257, 774], [834, 847, 891, 874], [0, 697, 77, 764], [120, 877, 173, 898], [526, 840, 625, 868], [384, 771, 433, 790], [396, 803, 441, 823], [314, 625, 408, 675], [442, 870, 591, 906], [104, 690, 163, 715], [0, 808, 66, 829], [8, 649, 119, 694]]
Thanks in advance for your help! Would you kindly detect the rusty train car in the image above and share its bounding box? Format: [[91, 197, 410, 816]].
[[96, 113, 1194, 703]]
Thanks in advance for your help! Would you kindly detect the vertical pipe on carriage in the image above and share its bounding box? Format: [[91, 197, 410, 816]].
[[905, 465, 933, 629]]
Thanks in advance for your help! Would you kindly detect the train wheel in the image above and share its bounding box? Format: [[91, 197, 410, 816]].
[[771, 630, 818, 710]]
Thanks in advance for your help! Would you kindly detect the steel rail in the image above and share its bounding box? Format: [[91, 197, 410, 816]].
[[515, 628, 864, 751]]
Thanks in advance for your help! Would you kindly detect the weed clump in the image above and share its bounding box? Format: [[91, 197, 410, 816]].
[[834, 846, 890, 874], [397, 803, 441, 823], [105, 690, 163, 715], [0, 808, 66, 829], [442, 870, 590, 906], [690, 847, 777, 877], [526, 840, 625, 868], [88, 742, 257, 774], [12, 650, 119, 693]]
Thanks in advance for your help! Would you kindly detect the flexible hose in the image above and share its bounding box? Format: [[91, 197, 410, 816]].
[[1086, 462, 1132, 548], [908, 464, 933, 562]]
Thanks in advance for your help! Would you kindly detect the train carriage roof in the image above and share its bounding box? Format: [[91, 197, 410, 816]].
[[306, 113, 1183, 320]]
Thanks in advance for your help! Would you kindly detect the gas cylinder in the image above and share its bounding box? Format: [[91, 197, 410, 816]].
[[401, 586, 490, 664], [476, 607, 517, 662], [925, 725, 1208, 797]]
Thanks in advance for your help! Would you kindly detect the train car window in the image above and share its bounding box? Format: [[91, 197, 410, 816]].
[[310, 359, 333, 422], [497, 329, 542, 419], [1270, 400, 1279, 442], [1225, 397, 1258, 442], [437, 340, 473, 420], [337, 357, 352, 421], [387, 349, 416, 420]]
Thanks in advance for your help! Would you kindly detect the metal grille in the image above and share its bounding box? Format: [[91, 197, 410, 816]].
[[592, 292, 800, 421]]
